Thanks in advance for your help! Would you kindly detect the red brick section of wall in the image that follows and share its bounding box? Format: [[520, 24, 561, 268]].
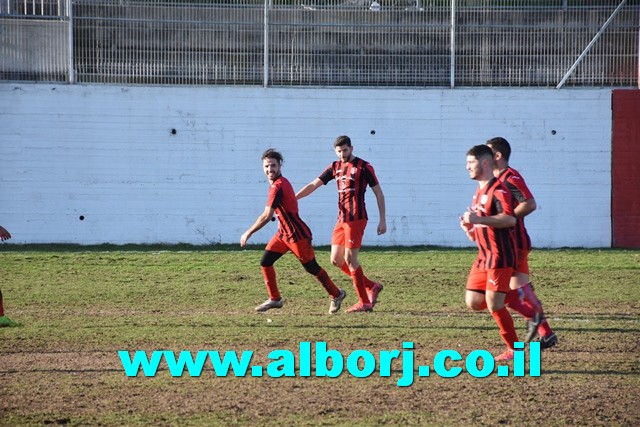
[[612, 89, 640, 248]]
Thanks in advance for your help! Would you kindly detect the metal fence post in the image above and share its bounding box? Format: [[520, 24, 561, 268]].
[[68, 0, 74, 84], [263, 0, 270, 88], [450, 0, 456, 89]]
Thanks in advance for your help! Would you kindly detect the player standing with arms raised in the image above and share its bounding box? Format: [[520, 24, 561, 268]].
[[486, 137, 557, 348], [296, 135, 386, 313], [240, 149, 347, 314], [461, 145, 520, 361]]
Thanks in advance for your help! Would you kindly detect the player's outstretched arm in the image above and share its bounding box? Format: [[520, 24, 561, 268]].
[[240, 206, 275, 247], [371, 184, 386, 235], [296, 178, 323, 200]]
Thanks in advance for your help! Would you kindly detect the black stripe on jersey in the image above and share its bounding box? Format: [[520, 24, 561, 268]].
[[504, 180, 526, 204], [479, 226, 492, 267], [353, 158, 368, 221], [271, 188, 293, 239], [343, 161, 356, 222], [277, 209, 312, 242]]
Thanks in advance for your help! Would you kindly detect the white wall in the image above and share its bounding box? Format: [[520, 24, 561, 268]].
[[0, 84, 612, 247]]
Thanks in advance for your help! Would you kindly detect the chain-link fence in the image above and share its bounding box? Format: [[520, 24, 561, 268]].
[[1, 0, 638, 87]]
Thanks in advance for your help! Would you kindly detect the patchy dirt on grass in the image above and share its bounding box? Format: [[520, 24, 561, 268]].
[[2, 320, 639, 427]]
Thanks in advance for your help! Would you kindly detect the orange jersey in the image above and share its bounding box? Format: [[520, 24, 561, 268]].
[[496, 167, 533, 252], [267, 175, 312, 243], [470, 177, 517, 270], [319, 157, 379, 223]]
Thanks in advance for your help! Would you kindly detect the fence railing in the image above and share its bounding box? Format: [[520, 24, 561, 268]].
[[1, 0, 638, 87]]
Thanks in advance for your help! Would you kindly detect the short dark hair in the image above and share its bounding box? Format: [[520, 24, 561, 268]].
[[466, 144, 494, 161], [333, 135, 352, 148], [486, 137, 511, 161], [262, 148, 283, 165]]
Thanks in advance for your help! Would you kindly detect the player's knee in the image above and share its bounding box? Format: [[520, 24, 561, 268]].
[[260, 251, 280, 267], [302, 259, 321, 276], [465, 293, 486, 311]]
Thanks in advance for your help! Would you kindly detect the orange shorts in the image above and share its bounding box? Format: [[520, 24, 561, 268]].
[[331, 219, 367, 249], [515, 248, 530, 275], [265, 235, 316, 264], [466, 265, 513, 293]]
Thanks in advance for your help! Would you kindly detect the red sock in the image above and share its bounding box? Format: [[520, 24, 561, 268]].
[[341, 263, 376, 290], [522, 283, 554, 337], [351, 267, 371, 304], [260, 266, 281, 301], [491, 306, 519, 350], [538, 319, 554, 337], [521, 283, 542, 311], [340, 263, 352, 277], [506, 289, 536, 319], [315, 269, 340, 298], [0, 290, 4, 317]]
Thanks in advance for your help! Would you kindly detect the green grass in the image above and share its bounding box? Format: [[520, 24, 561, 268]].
[[1, 247, 639, 426]]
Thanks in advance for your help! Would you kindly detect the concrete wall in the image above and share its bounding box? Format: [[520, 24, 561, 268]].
[[0, 84, 612, 247]]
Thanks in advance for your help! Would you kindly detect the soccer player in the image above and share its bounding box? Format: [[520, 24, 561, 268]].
[[486, 137, 558, 349], [240, 149, 347, 314], [296, 135, 386, 313], [0, 225, 18, 327], [460, 145, 520, 361]]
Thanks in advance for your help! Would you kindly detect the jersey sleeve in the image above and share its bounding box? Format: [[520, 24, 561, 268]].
[[266, 183, 283, 210], [505, 175, 534, 203], [318, 163, 336, 185], [363, 162, 380, 187]]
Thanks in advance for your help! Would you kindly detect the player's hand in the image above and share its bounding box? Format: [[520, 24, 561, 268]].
[[460, 218, 473, 232], [461, 210, 479, 225], [240, 231, 251, 247], [377, 220, 387, 235]]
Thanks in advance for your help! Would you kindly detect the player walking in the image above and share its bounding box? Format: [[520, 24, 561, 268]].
[[240, 149, 347, 314], [296, 135, 386, 313]]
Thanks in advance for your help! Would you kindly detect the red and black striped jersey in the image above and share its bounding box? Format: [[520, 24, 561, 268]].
[[319, 157, 380, 223], [496, 167, 533, 252], [267, 175, 312, 243], [470, 177, 517, 270]]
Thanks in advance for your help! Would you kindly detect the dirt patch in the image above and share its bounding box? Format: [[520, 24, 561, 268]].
[[2, 335, 639, 426]]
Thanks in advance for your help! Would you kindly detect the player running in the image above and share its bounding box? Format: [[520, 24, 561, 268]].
[[240, 149, 347, 314], [460, 145, 520, 361], [296, 135, 386, 313], [486, 137, 558, 349]]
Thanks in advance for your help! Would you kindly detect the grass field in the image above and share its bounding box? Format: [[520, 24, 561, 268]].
[[1, 246, 639, 426]]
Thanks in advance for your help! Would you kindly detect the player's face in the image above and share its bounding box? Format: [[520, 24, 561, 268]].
[[466, 155, 483, 180], [334, 144, 353, 163], [263, 157, 281, 182]]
